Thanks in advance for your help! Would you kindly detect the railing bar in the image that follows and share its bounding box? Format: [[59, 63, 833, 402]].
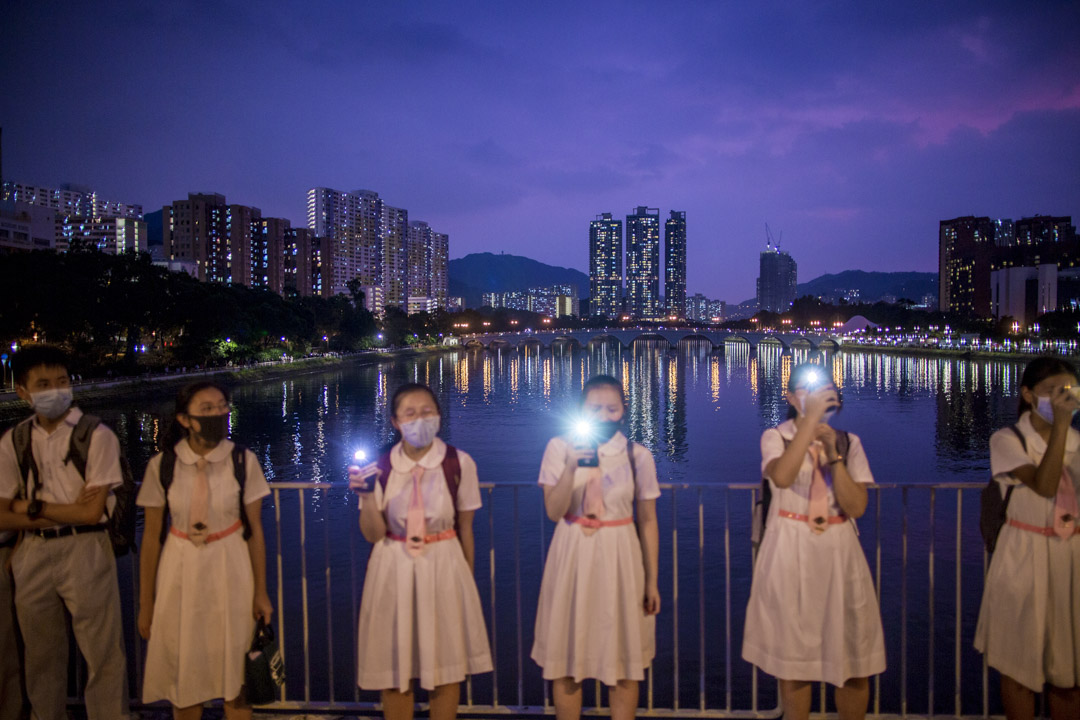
[[698, 487, 706, 712], [672, 487, 680, 712], [350, 492, 360, 704], [982, 549, 989, 719], [955, 489, 963, 718], [487, 486, 496, 708], [874, 486, 882, 716], [299, 488, 311, 704], [929, 487, 936, 719], [749, 489, 756, 714], [902, 486, 908, 719], [323, 489, 334, 704], [514, 486, 523, 708], [274, 487, 286, 703], [819, 682, 826, 716]]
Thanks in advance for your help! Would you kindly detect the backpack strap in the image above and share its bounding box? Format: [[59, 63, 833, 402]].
[[11, 418, 38, 500], [233, 444, 252, 541], [375, 453, 392, 493], [64, 413, 101, 480], [158, 446, 178, 546], [442, 445, 462, 534], [1001, 424, 1027, 512]]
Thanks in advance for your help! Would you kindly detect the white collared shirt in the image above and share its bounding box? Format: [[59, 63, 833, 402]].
[[761, 420, 874, 515], [0, 407, 122, 524], [989, 411, 1080, 527], [360, 437, 482, 536], [538, 432, 661, 519]]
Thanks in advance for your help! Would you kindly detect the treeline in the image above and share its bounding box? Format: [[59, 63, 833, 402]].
[[0, 248, 396, 375]]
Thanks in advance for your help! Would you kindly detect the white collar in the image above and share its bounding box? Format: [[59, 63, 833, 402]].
[[1016, 411, 1080, 454], [390, 436, 447, 472], [597, 431, 629, 456], [174, 438, 235, 465]]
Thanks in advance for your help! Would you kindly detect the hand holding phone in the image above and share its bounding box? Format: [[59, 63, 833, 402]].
[[348, 460, 381, 493]]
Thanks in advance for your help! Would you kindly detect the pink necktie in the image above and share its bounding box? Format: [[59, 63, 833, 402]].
[[189, 457, 209, 546], [581, 467, 605, 537], [1054, 470, 1079, 540], [807, 445, 829, 534], [405, 466, 426, 557]]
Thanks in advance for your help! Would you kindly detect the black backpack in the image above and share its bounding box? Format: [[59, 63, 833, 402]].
[[979, 425, 1024, 554], [12, 413, 138, 557], [752, 428, 851, 552], [156, 443, 251, 545]]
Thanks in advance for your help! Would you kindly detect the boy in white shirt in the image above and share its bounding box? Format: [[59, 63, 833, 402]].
[[0, 345, 129, 720]]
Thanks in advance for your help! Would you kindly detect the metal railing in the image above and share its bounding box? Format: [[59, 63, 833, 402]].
[[109, 481, 1010, 718]]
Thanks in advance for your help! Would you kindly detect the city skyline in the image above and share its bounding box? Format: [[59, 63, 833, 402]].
[[1, 1, 1078, 301]]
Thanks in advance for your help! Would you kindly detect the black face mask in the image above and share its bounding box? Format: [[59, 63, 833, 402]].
[[595, 420, 622, 443], [190, 414, 229, 446]]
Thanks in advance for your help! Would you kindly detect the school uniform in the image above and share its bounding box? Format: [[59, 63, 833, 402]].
[[0, 531, 29, 720], [742, 420, 886, 686], [355, 437, 492, 691], [975, 412, 1080, 692], [136, 438, 270, 707], [531, 432, 661, 686], [0, 407, 128, 720]]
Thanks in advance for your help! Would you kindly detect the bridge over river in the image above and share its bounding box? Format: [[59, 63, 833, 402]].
[[454, 327, 844, 352]]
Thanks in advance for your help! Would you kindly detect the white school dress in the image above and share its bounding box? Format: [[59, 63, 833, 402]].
[[742, 420, 886, 686], [531, 432, 660, 686], [974, 412, 1080, 692], [355, 438, 492, 691], [136, 439, 270, 707]]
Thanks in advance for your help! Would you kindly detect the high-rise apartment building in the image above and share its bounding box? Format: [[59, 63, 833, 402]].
[[3, 181, 145, 254], [2, 182, 143, 219], [625, 207, 661, 319], [284, 227, 315, 297], [164, 193, 229, 283], [938, 216, 995, 316], [589, 213, 622, 319], [254, 217, 289, 294], [307, 187, 383, 296], [665, 211, 687, 318], [757, 245, 797, 313], [308, 187, 448, 312]]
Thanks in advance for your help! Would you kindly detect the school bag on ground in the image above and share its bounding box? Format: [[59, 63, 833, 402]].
[[979, 425, 1024, 554], [157, 443, 252, 544], [12, 413, 138, 557], [751, 429, 850, 553]]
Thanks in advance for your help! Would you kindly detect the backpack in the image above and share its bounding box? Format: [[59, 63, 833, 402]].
[[375, 445, 462, 533], [751, 427, 851, 552], [157, 443, 250, 546], [979, 425, 1024, 554], [12, 413, 138, 557]]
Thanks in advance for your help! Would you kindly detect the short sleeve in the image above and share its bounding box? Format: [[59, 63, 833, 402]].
[[539, 437, 569, 486], [632, 444, 661, 501], [843, 433, 874, 484], [136, 453, 166, 507], [760, 428, 785, 478], [990, 427, 1032, 485], [85, 425, 123, 490], [242, 449, 271, 504], [0, 429, 19, 501], [455, 450, 482, 511]]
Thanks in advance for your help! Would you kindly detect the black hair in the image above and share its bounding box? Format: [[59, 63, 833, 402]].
[[390, 383, 441, 419], [11, 344, 70, 387], [1018, 357, 1079, 415], [160, 381, 232, 451], [785, 362, 838, 420], [581, 374, 626, 406]]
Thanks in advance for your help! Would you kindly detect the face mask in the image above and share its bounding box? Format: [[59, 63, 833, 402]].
[[595, 420, 622, 443], [190, 414, 229, 446], [401, 416, 440, 448], [29, 387, 73, 420]]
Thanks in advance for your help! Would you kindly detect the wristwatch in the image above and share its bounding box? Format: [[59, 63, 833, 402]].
[[26, 498, 44, 520], [829, 455, 845, 466]]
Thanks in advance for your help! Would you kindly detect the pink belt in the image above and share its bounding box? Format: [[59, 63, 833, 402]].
[[778, 509, 848, 525], [170, 520, 243, 544], [564, 514, 634, 529], [387, 528, 457, 544], [1007, 519, 1080, 537]]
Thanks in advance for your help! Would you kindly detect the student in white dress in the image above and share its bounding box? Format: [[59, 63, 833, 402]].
[[742, 363, 885, 720], [137, 381, 274, 719], [975, 357, 1080, 720], [350, 383, 492, 720], [531, 374, 661, 720]]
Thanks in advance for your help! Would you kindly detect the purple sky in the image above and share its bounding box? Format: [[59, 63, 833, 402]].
[[2, 1, 1078, 301]]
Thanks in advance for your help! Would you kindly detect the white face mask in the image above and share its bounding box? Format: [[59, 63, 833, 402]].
[[400, 416, 440, 448], [29, 387, 73, 420]]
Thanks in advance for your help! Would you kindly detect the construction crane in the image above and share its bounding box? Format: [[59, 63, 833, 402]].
[[765, 223, 782, 250]]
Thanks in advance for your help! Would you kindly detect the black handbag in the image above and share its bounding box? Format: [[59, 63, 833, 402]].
[[245, 618, 284, 705]]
